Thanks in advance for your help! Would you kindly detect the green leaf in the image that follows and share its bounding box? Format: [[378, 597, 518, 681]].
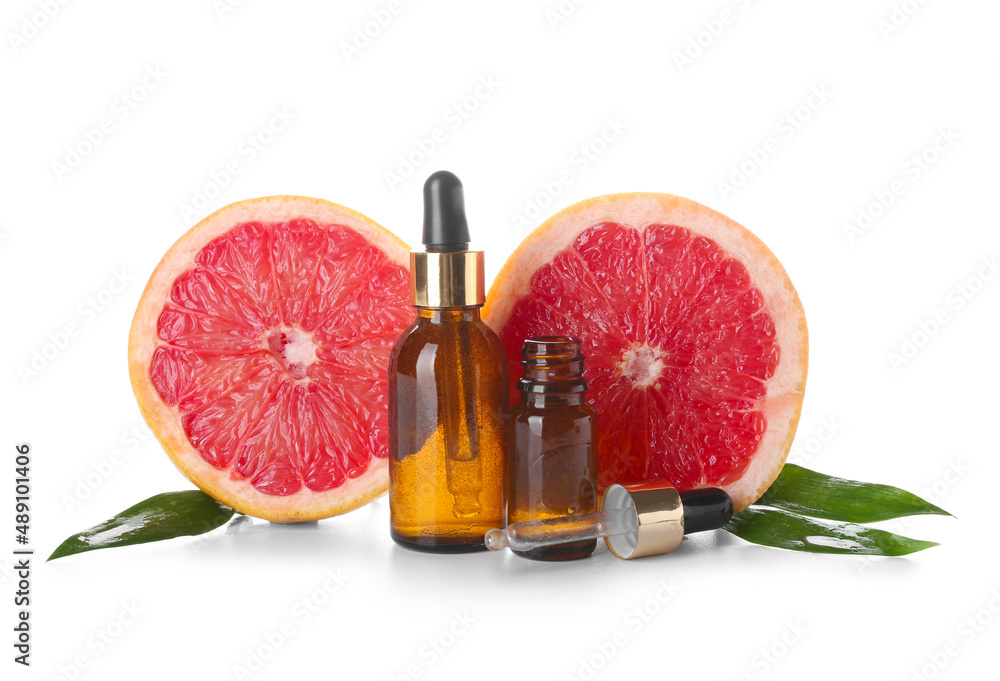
[[724, 507, 939, 556], [48, 491, 235, 561], [757, 463, 952, 523]]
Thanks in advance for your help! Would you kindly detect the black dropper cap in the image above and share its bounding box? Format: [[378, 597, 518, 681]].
[[422, 170, 470, 252], [679, 488, 734, 534]]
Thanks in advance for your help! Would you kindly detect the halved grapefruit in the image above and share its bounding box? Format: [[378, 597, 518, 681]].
[[129, 197, 414, 522], [484, 193, 807, 512]]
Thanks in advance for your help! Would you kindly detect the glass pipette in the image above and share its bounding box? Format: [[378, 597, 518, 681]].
[[486, 485, 733, 560], [485, 509, 636, 551]]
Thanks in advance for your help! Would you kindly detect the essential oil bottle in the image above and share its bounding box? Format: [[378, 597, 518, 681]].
[[388, 171, 508, 553], [506, 336, 598, 561]]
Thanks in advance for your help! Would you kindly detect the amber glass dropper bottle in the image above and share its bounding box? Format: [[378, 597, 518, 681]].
[[506, 337, 598, 561], [388, 171, 508, 553]]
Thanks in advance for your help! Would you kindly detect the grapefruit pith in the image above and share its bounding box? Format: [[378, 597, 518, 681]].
[[129, 196, 414, 522], [484, 193, 807, 512]]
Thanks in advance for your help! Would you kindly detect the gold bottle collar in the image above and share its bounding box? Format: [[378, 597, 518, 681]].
[[410, 250, 485, 308]]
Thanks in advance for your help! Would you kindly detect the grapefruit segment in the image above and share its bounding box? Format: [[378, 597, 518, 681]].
[[484, 193, 807, 511], [130, 196, 413, 522]]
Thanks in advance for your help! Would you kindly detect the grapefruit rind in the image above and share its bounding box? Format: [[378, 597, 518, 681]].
[[129, 196, 409, 522], [483, 193, 808, 512]]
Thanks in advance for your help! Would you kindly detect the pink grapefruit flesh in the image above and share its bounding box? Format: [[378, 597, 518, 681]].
[[484, 193, 807, 512], [129, 196, 413, 522]]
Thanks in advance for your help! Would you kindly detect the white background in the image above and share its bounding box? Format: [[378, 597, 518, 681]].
[[3, 1, 999, 680]]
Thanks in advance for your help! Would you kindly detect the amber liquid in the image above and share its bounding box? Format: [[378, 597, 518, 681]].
[[507, 338, 598, 561], [389, 308, 508, 552]]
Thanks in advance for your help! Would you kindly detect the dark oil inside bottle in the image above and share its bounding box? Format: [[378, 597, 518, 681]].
[[389, 307, 508, 553], [507, 337, 598, 561]]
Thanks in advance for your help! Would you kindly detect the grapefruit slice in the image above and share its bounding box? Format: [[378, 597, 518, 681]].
[[484, 193, 807, 512], [129, 197, 414, 522]]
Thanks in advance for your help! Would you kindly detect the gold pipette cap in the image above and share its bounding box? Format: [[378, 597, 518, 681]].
[[410, 171, 485, 308], [601, 483, 734, 560]]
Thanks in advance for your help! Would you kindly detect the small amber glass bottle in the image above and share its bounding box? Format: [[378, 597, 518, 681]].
[[506, 336, 598, 561], [389, 171, 508, 553]]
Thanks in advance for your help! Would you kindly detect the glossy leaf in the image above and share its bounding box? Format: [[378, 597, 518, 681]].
[[48, 491, 235, 561], [724, 507, 939, 556], [758, 464, 952, 523]]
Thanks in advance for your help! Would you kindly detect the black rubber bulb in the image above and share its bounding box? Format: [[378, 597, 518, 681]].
[[422, 170, 470, 252], [679, 488, 734, 534]]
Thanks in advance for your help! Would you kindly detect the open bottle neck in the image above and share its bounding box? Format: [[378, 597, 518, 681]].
[[517, 336, 588, 407]]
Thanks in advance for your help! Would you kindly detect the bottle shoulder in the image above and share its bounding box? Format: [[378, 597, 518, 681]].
[[509, 399, 596, 420], [390, 310, 509, 375], [392, 311, 504, 348]]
